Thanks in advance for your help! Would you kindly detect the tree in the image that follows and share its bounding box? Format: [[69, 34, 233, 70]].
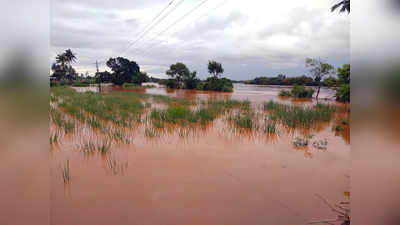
[[323, 76, 338, 87], [305, 58, 334, 100], [166, 62, 190, 88], [208, 60, 224, 77], [331, 0, 350, 13], [95, 71, 112, 83], [132, 72, 150, 85], [64, 49, 77, 64], [184, 71, 200, 89], [335, 64, 350, 102], [51, 49, 78, 82], [106, 57, 140, 85], [337, 64, 350, 85]]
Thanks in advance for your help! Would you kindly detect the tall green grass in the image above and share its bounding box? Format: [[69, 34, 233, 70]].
[[263, 100, 336, 128], [228, 111, 258, 130], [52, 87, 146, 127]]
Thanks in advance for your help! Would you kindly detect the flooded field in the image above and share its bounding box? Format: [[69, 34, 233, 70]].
[[50, 85, 350, 225]]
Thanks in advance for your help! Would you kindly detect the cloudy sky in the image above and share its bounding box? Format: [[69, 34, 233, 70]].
[[51, 0, 349, 80]]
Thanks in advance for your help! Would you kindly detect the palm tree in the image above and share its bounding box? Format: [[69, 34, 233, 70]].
[[64, 49, 76, 65], [331, 0, 350, 13]]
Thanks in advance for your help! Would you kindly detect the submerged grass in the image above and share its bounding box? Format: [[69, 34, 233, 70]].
[[62, 160, 71, 184], [264, 100, 336, 128], [228, 111, 258, 130], [263, 117, 277, 134], [82, 139, 111, 154], [52, 87, 146, 127]]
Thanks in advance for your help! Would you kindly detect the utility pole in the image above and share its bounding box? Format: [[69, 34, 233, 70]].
[[96, 60, 101, 92], [96, 60, 99, 73]]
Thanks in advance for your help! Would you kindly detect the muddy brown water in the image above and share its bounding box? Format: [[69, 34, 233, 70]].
[[51, 84, 350, 225]]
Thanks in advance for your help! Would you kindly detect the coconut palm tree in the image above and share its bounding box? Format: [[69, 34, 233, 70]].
[[64, 49, 76, 64], [331, 0, 350, 13]]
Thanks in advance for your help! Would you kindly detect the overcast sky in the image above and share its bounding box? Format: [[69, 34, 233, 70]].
[[51, 0, 349, 80]]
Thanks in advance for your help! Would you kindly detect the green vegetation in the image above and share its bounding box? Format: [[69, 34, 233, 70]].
[[51, 49, 77, 82], [306, 58, 335, 100], [166, 62, 200, 89], [49, 107, 75, 133], [52, 86, 146, 127], [208, 60, 224, 78], [264, 100, 336, 128], [335, 64, 350, 102], [263, 117, 277, 134], [247, 74, 317, 86], [228, 111, 257, 130], [82, 140, 111, 154], [279, 85, 315, 98], [50, 85, 342, 147], [197, 77, 233, 92], [105, 57, 149, 85], [164, 61, 233, 92], [334, 124, 343, 131]]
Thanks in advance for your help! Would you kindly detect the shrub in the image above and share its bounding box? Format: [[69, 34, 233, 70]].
[[279, 85, 314, 98], [165, 79, 180, 89], [291, 85, 315, 98], [72, 81, 90, 87], [200, 77, 233, 92], [279, 89, 291, 97], [335, 84, 350, 102]]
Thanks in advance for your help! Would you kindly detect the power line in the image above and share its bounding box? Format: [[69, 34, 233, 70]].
[[140, 0, 228, 55], [147, 0, 210, 45], [121, 0, 175, 53], [122, 0, 186, 55]]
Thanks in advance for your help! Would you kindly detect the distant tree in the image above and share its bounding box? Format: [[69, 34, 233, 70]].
[[132, 72, 150, 84], [323, 76, 338, 87], [184, 71, 200, 89], [305, 58, 335, 100], [95, 71, 112, 83], [106, 57, 140, 85], [208, 60, 224, 77], [331, 0, 350, 13], [277, 74, 286, 81], [64, 49, 77, 64], [51, 49, 78, 82], [166, 62, 190, 88]]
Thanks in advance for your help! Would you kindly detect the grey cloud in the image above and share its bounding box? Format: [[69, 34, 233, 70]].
[[51, 0, 349, 79]]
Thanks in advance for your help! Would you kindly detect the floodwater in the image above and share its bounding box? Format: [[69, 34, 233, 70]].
[[52, 84, 350, 225], [75, 83, 336, 103]]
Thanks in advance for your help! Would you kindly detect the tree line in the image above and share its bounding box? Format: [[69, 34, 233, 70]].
[[50, 50, 150, 86], [244, 58, 349, 102], [50, 50, 233, 92], [163, 60, 233, 92]]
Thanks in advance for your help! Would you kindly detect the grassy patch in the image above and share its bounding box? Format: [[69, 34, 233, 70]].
[[228, 111, 258, 130], [264, 100, 336, 128]]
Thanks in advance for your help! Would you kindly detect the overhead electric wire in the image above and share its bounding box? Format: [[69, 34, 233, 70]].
[[140, 0, 229, 55], [122, 0, 186, 55], [121, 0, 175, 54], [150, 0, 209, 43]]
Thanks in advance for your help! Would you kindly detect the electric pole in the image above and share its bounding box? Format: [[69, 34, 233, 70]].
[[96, 60, 101, 92]]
